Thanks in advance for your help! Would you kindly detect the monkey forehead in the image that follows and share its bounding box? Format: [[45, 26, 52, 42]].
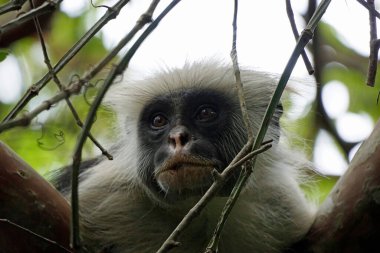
[[106, 61, 279, 120], [149, 87, 232, 105]]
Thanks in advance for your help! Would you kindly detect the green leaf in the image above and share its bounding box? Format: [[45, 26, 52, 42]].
[[0, 49, 9, 62]]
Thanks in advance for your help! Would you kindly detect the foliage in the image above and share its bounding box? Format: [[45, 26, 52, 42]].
[[0, 0, 379, 200], [0, 3, 115, 174], [1, 1, 380, 252]]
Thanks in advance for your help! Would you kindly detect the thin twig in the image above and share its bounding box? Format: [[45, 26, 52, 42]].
[[0, 218, 73, 253], [357, 0, 380, 19], [0, 0, 27, 15], [366, 0, 379, 87], [205, 1, 253, 251], [0, 0, 60, 34], [204, 0, 331, 251], [0, 83, 82, 133], [0, 0, 160, 135], [230, 0, 253, 142], [305, 0, 356, 160], [2, 0, 130, 123], [231, 140, 273, 168], [82, 0, 160, 82], [155, 3, 334, 251], [286, 0, 314, 75], [30, 0, 112, 159], [156, 143, 272, 253], [70, 0, 181, 249]]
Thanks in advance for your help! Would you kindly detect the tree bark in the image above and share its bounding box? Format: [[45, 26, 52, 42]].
[[289, 119, 380, 253], [2, 115, 380, 253], [0, 142, 71, 253]]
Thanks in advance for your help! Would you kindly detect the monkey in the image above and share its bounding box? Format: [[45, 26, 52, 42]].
[[53, 61, 316, 253]]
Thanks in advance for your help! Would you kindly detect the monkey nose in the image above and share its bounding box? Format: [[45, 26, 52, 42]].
[[168, 127, 190, 151]]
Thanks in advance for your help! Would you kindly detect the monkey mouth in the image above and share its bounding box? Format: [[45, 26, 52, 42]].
[[154, 155, 217, 195]]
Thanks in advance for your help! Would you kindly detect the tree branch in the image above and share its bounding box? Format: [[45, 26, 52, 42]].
[[0, 0, 27, 15], [0, 0, 160, 136], [206, 1, 254, 251], [286, 0, 314, 74], [70, 0, 182, 250], [366, 0, 379, 87], [156, 142, 272, 253], [30, 0, 112, 160], [356, 0, 380, 19], [210, 2, 332, 251], [2, 0, 130, 123], [0, 0, 59, 34], [0, 142, 71, 253], [289, 119, 380, 253], [0, 82, 82, 133]]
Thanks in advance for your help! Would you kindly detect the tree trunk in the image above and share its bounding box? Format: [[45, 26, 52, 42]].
[[0, 142, 71, 253], [289, 119, 380, 253]]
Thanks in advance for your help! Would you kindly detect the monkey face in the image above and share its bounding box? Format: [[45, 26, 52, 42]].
[[137, 88, 245, 202]]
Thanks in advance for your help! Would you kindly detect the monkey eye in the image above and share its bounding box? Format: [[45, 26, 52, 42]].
[[195, 106, 218, 122], [151, 114, 168, 129]]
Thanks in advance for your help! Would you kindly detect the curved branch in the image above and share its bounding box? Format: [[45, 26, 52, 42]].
[[70, 0, 182, 249], [289, 119, 380, 253], [2, 0, 130, 123], [0, 0, 27, 15], [0, 0, 59, 34]]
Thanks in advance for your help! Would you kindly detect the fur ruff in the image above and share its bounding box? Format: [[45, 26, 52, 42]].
[[76, 61, 316, 253]]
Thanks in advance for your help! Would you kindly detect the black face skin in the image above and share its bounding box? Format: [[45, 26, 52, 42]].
[[137, 88, 246, 202]]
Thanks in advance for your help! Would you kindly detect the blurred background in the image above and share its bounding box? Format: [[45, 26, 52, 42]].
[[0, 0, 379, 202]]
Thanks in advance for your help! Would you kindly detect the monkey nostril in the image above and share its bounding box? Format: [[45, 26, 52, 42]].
[[169, 131, 190, 150]]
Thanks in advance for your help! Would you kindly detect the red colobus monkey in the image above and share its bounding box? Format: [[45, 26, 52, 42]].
[[54, 61, 315, 253]]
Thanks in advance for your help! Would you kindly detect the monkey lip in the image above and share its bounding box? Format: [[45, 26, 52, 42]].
[[155, 155, 217, 193]]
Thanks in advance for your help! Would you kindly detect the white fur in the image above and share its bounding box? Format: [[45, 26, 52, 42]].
[[77, 61, 316, 253]]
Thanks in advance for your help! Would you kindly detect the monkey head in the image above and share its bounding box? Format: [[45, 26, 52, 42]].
[[108, 62, 282, 203], [137, 88, 245, 202]]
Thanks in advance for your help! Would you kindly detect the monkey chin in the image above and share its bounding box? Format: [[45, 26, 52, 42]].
[[154, 154, 217, 202]]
